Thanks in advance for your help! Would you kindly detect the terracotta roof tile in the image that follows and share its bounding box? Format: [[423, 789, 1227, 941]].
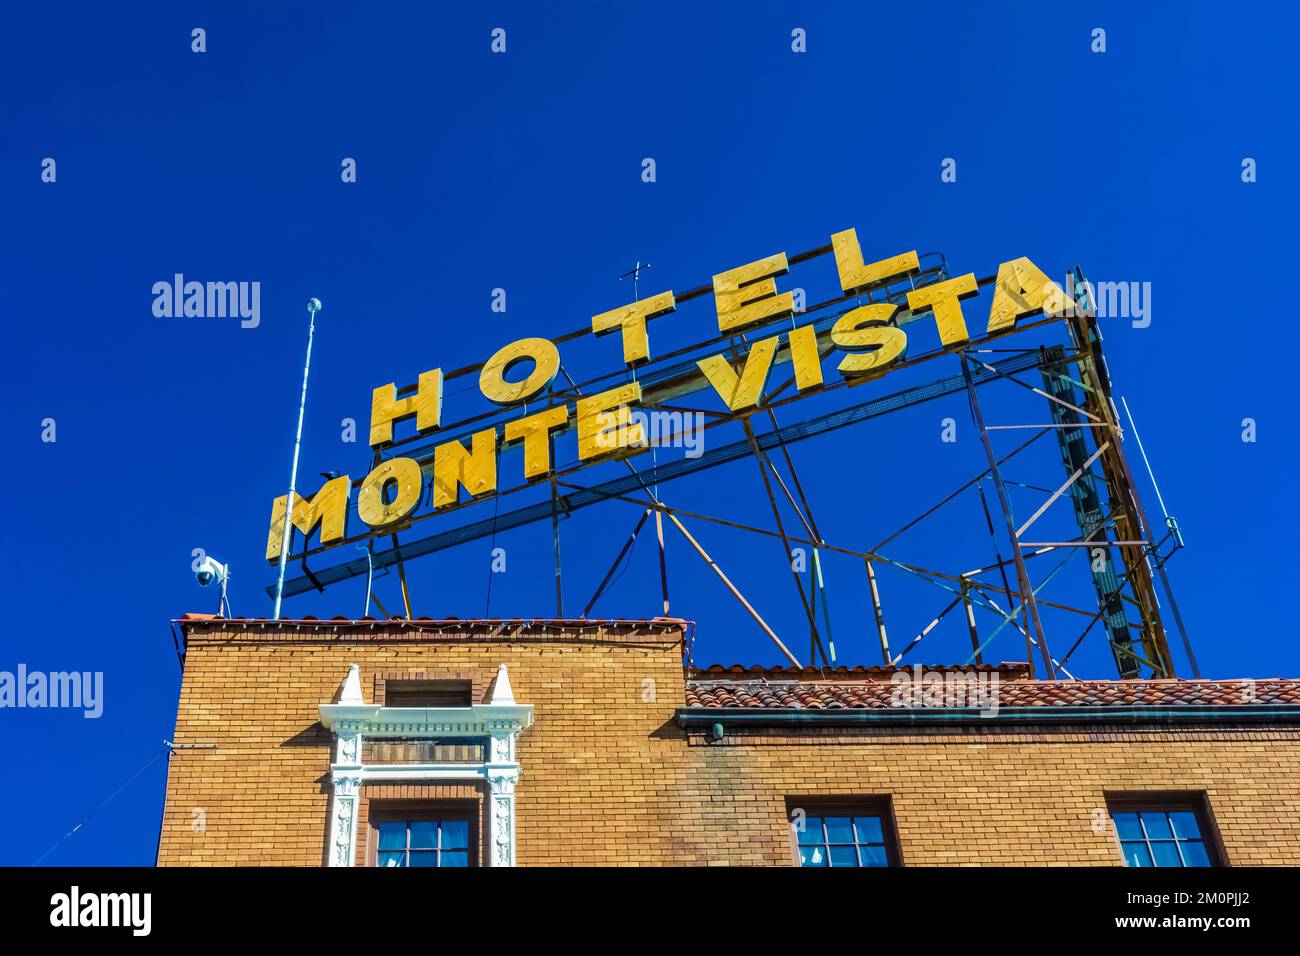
[[684, 666, 1300, 711]]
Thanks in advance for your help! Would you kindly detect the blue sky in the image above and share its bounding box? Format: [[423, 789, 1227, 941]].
[[2, 2, 1296, 865]]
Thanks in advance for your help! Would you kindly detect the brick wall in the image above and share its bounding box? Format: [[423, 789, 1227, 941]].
[[157, 620, 1300, 866]]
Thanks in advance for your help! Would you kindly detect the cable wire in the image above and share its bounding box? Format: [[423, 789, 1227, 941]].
[[32, 744, 170, 866]]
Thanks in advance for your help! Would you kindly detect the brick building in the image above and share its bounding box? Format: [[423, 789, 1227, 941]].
[[157, 614, 1300, 867]]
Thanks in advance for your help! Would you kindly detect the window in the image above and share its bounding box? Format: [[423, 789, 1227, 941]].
[[370, 805, 477, 867], [385, 679, 472, 708], [1108, 796, 1219, 867], [789, 800, 899, 867]]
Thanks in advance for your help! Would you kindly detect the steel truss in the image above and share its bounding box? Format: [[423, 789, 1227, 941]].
[[270, 253, 1192, 680]]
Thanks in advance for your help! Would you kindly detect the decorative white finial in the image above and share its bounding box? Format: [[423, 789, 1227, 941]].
[[338, 664, 364, 705], [489, 663, 515, 704]]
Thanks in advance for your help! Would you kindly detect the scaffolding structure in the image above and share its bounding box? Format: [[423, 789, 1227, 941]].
[[268, 244, 1194, 681]]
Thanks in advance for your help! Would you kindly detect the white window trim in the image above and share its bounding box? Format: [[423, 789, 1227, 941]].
[[318, 663, 532, 868]]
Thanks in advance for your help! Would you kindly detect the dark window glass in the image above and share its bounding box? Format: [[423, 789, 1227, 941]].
[[1181, 841, 1211, 867], [794, 809, 894, 867], [372, 813, 475, 867], [1110, 805, 1214, 867], [442, 819, 470, 850]]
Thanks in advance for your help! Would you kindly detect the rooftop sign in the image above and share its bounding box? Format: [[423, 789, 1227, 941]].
[[265, 228, 1066, 565]]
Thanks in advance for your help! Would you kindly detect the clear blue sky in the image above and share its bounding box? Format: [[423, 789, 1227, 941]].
[[2, 1, 1296, 865]]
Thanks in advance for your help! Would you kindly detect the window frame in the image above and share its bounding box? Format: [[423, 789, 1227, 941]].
[[383, 679, 474, 708], [786, 796, 902, 868], [1105, 791, 1225, 868], [367, 800, 480, 868]]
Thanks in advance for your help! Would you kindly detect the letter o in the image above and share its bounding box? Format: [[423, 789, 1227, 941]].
[[479, 337, 560, 405], [358, 457, 423, 528]]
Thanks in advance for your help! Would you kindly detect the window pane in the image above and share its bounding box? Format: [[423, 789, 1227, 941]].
[[378, 851, 405, 868], [1169, 811, 1203, 841], [859, 843, 889, 867], [854, 816, 884, 844], [1140, 812, 1174, 839], [408, 850, 436, 868], [824, 817, 854, 843], [795, 817, 824, 845], [1121, 841, 1152, 867], [377, 821, 406, 851], [1151, 841, 1183, 867], [409, 820, 437, 849], [828, 845, 858, 867], [441, 819, 470, 850], [1180, 841, 1211, 867], [799, 846, 827, 867], [441, 850, 470, 868], [1111, 812, 1142, 841]]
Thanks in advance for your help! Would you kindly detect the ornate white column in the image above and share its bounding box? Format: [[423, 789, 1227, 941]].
[[327, 767, 362, 867], [323, 665, 373, 868], [486, 769, 519, 867], [484, 665, 522, 867]]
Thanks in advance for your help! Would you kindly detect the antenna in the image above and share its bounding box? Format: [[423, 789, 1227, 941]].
[[619, 261, 651, 302], [272, 298, 324, 620]]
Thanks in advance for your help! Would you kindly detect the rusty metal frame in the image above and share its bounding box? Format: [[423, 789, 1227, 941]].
[[266, 248, 1191, 680]]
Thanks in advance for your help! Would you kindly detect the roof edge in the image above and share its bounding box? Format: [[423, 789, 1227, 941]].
[[675, 704, 1300, 729], [176, 613, 691, 634]]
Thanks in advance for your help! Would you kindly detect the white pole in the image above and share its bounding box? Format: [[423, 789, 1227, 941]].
[[273, 298, 322, 619], [1120, 395, 1170, 520]]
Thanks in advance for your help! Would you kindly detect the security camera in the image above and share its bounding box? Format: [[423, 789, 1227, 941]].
[[195, 555, 228, 588]]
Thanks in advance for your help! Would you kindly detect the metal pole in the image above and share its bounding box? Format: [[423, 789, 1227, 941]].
[[548, 385, 564, 617], [583, 508, 651, 617], [975, 480, 1035, 677], [743, 421, 826, 665], [961, 577, 983, 665], [1120, 395, 1200, 677], [664, 511, 801, 667], [865, 558, 890, 665], [962, 353, 1054, 677], [272, 298, 321, 620], [357, 543, 373, 618], [622, 264, 671, 618], [391, 532, 413, 619]]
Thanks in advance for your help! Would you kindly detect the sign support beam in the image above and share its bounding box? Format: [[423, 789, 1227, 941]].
[[961, 353, 1055, 678]]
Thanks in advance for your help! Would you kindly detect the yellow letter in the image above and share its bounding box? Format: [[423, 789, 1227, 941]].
[[577, 383, 644, 461], [432, 428, 499, 507], [479, 337, 561, 406], [265, 475, 351, 562], [591, 290, 676, 366], [906, 274, 979, 347], [831, 303, 908, 377], [357, 458, 423, 529], [369, 369, 443, 447], [713, 253, 794, 333], [986, 257, 1066, 335], [831, 229, 919, 293], [787, 324, 824, 391], [503, 405, 570, 479], [697, 335, 779, 411]]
